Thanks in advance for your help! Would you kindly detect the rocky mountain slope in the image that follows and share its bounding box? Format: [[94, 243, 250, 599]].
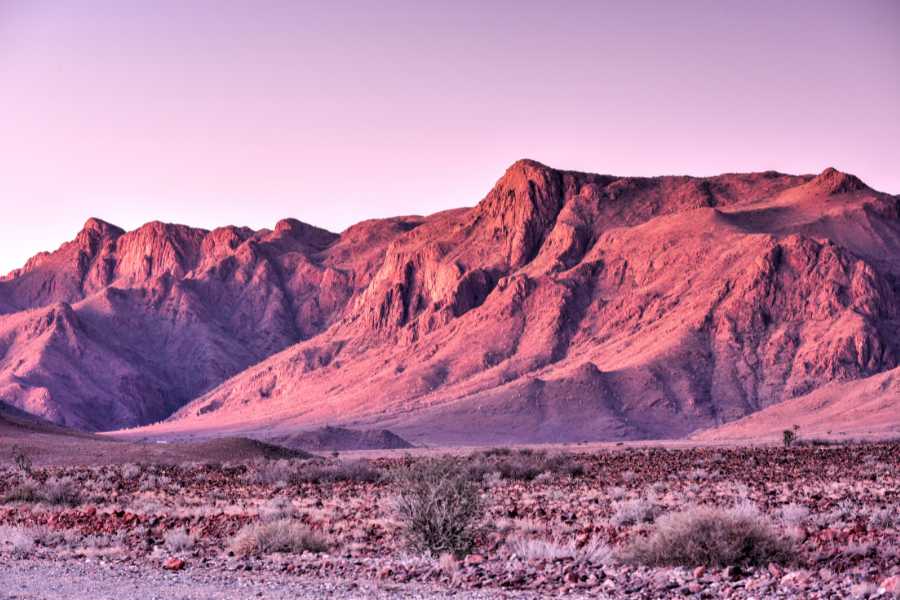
[[0, 215, 419, 429], [3, 160, 899, 442], [691, 365, 900, 442]]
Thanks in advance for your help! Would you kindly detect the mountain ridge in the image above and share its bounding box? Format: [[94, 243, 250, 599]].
[[1, 160, 898, 442]]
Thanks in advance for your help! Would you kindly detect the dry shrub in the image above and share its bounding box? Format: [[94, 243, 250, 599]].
[[778, 503, 810, 527], [231, 519, 328, 556], [481, 447, 513, 457], [3, 481, 40, 503], [258, 496, 297, 522], [0, 525, 36, 556], [11, 445, 33, 475], [621, 503, 794, 567], [611, 498, 660, 527], [248, 459, 298, 485], [41, 477, 82, 506], [121, 464, 142, 480], [468, 450, 586, 482], [394, 457, 482, 557], [164, 528, 195, 552], [868, 507, 898, 529]]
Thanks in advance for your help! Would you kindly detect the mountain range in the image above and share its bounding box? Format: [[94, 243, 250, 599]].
[[2, 160, 898, 444]]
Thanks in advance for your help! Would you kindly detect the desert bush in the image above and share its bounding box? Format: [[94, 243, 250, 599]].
[[495, 457, 543, 481], [468, 450, 585, 482], [783, 429, 797, 447], [3, 480, 40, 503], [620, 503, 794, 567], [121, 464, 142, 480], [607, 486, 627, 501], [248, 459, 297, 485], [0, 525, 36, 556], [231, 519, 328, 556], [481, 447, 513, 457], [41, 477, 82, 506], [868, 507, 897, 529], [11, 445, 33, 476], [778, 503, 810, 527], [138, 474, 174, 492], [393, 457, 482, 557], [506, 534, 613, 564], [258, 496, 297, 522], [164, 528, 195, 552], [687, 468, 708, 481], [820, 498, 859, 525], [291, 460, 382, 484], [797, 438, 838, 447], [611, 498, 660, 527], [542, 453, 587, 478]]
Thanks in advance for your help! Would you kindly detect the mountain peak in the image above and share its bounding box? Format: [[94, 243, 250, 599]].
[[809, 167, 869, 195], [273, 218, 339, 250], [80, 217, 124, 238], [506, 158, 553, 172]]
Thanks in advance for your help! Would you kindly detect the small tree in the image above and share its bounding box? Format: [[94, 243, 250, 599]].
[[11, 445, 32, 476], [782, 429, 797, 447]]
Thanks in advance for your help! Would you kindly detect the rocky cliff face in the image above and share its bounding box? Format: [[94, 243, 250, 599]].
[[2, 160, 898, 441]]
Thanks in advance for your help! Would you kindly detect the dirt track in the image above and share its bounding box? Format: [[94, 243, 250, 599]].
[[0, 558, 556, 600]]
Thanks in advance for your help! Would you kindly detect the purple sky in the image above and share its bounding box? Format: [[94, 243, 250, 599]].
[[1, 0, 898, 274]]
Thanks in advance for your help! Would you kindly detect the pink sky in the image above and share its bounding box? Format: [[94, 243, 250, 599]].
[[1, 0, 898, 275]]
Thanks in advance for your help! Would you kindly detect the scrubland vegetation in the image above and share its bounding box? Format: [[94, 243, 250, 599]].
[[1, 443, 898, 597]]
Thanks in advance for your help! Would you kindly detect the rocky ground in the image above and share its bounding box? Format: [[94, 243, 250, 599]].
[[1, 442, 898, 599]]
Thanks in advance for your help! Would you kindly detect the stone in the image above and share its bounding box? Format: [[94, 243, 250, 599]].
[[162, 558, 185, 571]]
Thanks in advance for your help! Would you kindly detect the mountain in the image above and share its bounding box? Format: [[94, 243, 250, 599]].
[[3, 160, 899, 443], [0, 215, 418, 429]]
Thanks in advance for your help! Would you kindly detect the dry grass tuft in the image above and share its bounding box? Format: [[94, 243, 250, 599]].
[[41, 477, 82, 506], [506, 535, 613, 564], [231, 519, 328, 556], [611, 498, 660, 527], [621, 502, 794, 567]]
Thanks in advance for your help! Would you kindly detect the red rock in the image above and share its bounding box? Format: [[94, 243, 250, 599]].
[[781, 570, 811, 588], [162, 558, 186, 571], [464, 554, 485, 566], [882, 576, 900, 593]]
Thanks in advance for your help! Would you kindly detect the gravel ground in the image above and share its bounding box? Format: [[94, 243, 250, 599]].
[[0, 558, 577, 600]]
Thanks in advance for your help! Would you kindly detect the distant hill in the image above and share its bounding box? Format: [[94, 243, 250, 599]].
[[268, 426, 413, 452]]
